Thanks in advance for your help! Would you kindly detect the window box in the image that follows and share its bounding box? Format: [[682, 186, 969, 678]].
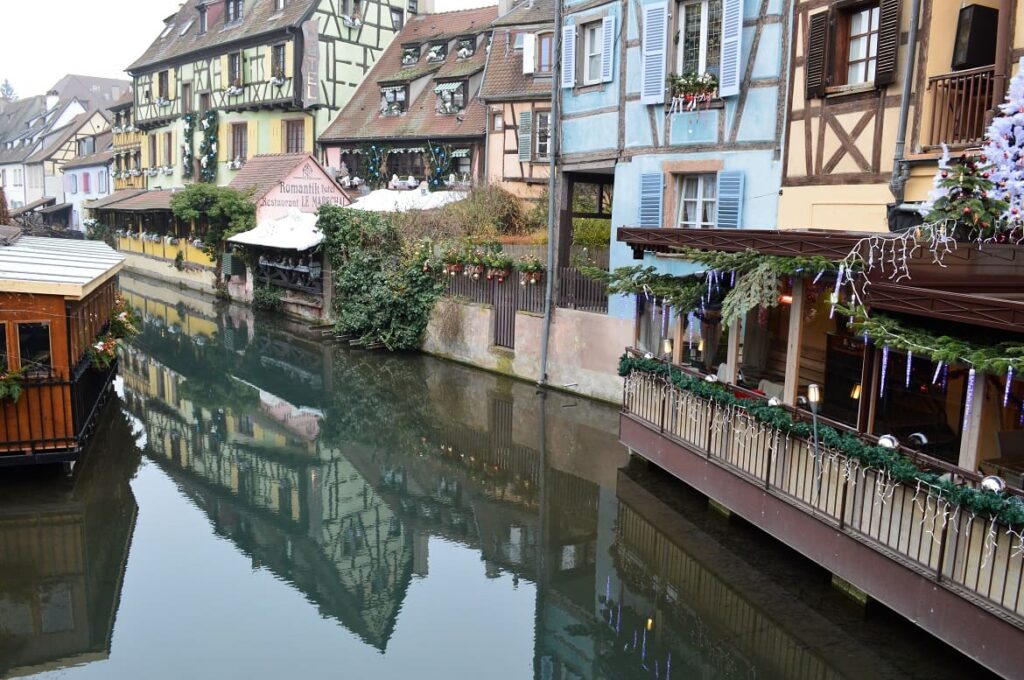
[[667, 71, 719, 112]]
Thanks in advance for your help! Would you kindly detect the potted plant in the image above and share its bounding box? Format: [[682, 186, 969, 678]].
[[442, 245, 464, 276], [466, 250, 486, 279], [485, 252, 513, 282], [667, 72, 718, 112], [517, 255, 544, 285]]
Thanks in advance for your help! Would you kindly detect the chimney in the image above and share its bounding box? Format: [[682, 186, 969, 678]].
[[46, 90, 59, 111], [498, 0, 515, 17]]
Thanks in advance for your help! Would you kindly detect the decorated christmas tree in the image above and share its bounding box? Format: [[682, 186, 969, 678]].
[[979, 57, 1024, 239]]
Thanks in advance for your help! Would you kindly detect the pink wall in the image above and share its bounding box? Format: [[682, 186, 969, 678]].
[[255, 158, 349, 222]]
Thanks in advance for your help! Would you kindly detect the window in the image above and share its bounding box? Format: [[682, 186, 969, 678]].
[[78, 137, 95, 156], [537, 32, 554, 73], [0, 323, 7, 370], [158, 70, 169, 100], [387, 151, 426, 178], [339, 151, 363, 177], [83, 172, 90, 194], [455, 155, 471, 177], [840, 4, 880, 85], [200, 92, 211, 113], [391, 8, 404, 30], [149, 136, 158, 166], [435, 81, 466, 113], [285, 119, 305, 153], [182, 83, 193, 113], [199, 6, 208, 34], [493, 111, 504, 131], [99, 170, 107, 193], [380, 86, 407, 114], [274, 0, 286, 11], [17, 323, 51, 376], [583, 22, 603, 85], [164, 132, 173, 167], [232, 123, 248, 161], [68, 174, 78, 195], [674, 174, 716, 228], [535, 111, 550, 159], [228, 53, 242, 87], [226, 0, 242, 24], [272, 44, 287, 79], [514, 32, 525, 49], [676, 0, 722, 77]]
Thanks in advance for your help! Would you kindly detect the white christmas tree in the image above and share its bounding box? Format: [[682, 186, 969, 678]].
[[980, 56, 1024, 233]]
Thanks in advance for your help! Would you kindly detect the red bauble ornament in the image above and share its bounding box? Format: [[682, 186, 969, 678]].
[[963, 207, 972, 214], [941, 171, 948, 178]]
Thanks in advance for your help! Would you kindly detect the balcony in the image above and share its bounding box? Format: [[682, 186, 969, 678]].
[[620, 361, 1024, 677], [926, 66, 995, 149]]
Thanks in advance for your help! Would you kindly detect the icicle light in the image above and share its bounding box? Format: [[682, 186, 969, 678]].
[[933, 361, 944, 385], [880, 345, 890, 397], [1005, 367, 1015, 408], [906, 351, 913, 389], [963, 368, 977, 430]]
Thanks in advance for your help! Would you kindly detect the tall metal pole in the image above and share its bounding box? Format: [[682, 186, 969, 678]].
[[538, 0, 564, 386], [888, 0, 922, 204]]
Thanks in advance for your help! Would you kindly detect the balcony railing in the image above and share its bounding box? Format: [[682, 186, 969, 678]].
[[927, 66, 995, 148], [442, 267, 608, 314], [622, 367, 1024, 623]]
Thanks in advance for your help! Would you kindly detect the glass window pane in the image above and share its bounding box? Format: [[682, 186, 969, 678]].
[[870, 6, 880, 29], [683, 176, 698, 198], [848, 63, 864, 84], [683, 3, 702, 73], [867, 59, 876, 82], [18, 323, 51, 375], [868, 33, 878, 59], [848, 36, 867, 61], [706, 0, 723, 75], [702, 199, 716, 224], [683, 200, 698, 225], [701, 175, 716, 197], [588, 54, 601, 81], [849, 9, 868, 35]]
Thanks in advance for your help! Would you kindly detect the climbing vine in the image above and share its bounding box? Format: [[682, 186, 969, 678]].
[[198, 109, 219, 183], [620, 355, 1024, 526], [182, 112, 197, 180], [319, 204, 443, 350]]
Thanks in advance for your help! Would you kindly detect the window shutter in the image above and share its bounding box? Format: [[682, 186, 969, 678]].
[[561, 25, 576, 88], [83, 172, 90, 194], [518, 111, 533, 162], [222, 252, 235, 278], [641, 3, 668, 105], [715, 171, 745, 228], [804, 12, 829, 99], [285, 41, 295, 78], [638, 173, 664, 227], [523, 33, 536, 75], [718, 0, 743, 97], [303, 119, 313, 153], [600, 16, 615, 83], [217, 122, 228, 162], [220, 55, 230, 89], [248, 120, 259, 158], [270, 120, 283, 153], [875, 0, 900, 87], [168, 69, 177, 99]]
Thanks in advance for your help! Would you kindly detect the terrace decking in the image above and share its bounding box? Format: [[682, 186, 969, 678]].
[[620, 366, 1024, 678]]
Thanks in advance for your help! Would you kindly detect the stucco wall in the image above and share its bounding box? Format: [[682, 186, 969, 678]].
[[777, 182, 894, 231], [423, 298, 632, 403], [120, 251, 217, 295]]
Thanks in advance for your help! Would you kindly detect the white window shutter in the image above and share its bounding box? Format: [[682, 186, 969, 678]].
[[641, 3, 668, 105], [718, 0, 743, 97], [561, 25, 576, 88], [715, 171, 745, 228], [638, 173, 664, 227], [522, 33, 536, 75], [600, 16, 615, 83], [518, 111, 533, 162]]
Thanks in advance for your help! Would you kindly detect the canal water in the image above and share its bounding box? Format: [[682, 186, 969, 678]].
[[0, 274, 996, 680]]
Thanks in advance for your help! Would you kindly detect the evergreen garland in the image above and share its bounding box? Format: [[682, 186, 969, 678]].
[[841, 305, 1024, 377], [427, 141, 452, 192], [620, 355, 1024, 526], [198, 109, 219, 183], [579, 265, 709, 311], [182, 113, 197, 180]]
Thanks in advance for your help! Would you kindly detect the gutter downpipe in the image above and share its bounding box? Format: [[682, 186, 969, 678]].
[[889, 0, 923, 204], [993, 0, 1012, 110], [538, 0, 564, 386]]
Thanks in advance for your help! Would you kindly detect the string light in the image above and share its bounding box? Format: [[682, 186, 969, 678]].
[[1004, 366, 1014, 408], [963, 368, 977, 431], [879, 345, 889, 397], [905, 350, 912, 389], [932, 360, 944, 385]]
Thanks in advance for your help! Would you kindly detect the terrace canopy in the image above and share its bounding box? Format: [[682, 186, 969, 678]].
[[227, 209, 322, 252]]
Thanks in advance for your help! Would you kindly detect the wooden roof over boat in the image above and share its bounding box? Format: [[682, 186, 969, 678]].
[[0, 235, 124, 299]]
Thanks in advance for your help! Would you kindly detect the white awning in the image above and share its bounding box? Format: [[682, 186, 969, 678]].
[[450, 148, 470, 158], [228, 208, 323, 251], [348, 189, 468, 213], [433, 81, 462, 93]]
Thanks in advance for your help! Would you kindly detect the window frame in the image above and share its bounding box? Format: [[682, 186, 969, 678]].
[[673, 173, 718, 229], [536, 32, 554, 73], [225, 0, 243, 25], [16, 321, 53, 377], [492, 111, 504, 131], [535, 110, 551, 160], [833, 2, 881, 87], [182, 83, 193, 113], [675, 0, 722, 77], [198, 6, 208, 34], [285, 119, 305, 154], [272, 44, 287, 79], [232, 122, 249, 161], [228, 52, 243, 88], [582, 21, 604, 86], [158, 70, 169, 100]]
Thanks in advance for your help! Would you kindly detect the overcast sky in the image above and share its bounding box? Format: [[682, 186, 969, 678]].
[[0, 0, 494, 98]]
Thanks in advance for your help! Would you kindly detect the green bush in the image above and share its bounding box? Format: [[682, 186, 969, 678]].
[[169, 184, 256, 266], [252, 285, 283, 312], [398, 185, 546, 242], [572, 218, 611, 248]]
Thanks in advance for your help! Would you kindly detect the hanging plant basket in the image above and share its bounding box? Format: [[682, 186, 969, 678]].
[[520, 271, 543, 286]]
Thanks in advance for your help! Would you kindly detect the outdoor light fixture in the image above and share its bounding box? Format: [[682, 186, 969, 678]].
[[768, 397, 781, 407], [646, 617, 654, 631], [807, 383, 822, 407], [981, 475, 1007, 493], [662, 337, 674, 358], [779, 294, 794, 305], [807, 383, 822, 502], [850, 384, 862, 400], [877, 434, 900, 449], [697, 340, 704, 353], [908, 432, 929, 448]]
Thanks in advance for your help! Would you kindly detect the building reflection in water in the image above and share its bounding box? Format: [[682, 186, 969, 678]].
[[10, 272, 981, 678], [0, 401, 141, 677]]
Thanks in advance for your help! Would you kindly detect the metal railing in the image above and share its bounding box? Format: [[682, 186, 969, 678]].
[[927, 66, 995, 148], [441, 267, 608, 314], [623, 368, 1024, 622]]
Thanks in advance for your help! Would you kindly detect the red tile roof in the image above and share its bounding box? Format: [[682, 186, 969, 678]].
[[101, 189, 178, 212], [228, 153, 318, 200], [319, 6, 497, 144], [480, 29, 553, 101]]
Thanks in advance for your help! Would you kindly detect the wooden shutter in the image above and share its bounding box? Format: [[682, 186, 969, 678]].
[[805, 11, 829, 99], [270, 119, 283, 153], [523, 33, 536, 75], [217, 122, 228, 162], [248, 120, 259, 158], [638, 173, 664, 227], [303, 118, 313, 153], [875, 0, 900, 87], [561, 25, 576, 88], [284, 41, 295, 78], [220, 55, 230, 89], [518, 111, 533, 162], [600, 16, 615, 83], [715, 171, 745, 228], [140, 134, 150, 168], [641, 3, 668, 105], [168, 69, 177, 99], [83, 172, 91, 194], [718, 0, 743, 97], [263, 48, 272, 81]]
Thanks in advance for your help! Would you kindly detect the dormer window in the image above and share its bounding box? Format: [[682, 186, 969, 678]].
[[198, 6, 208, 34], [380, 85, 407, 115], [426, 43, 447, 63], [456, 38, 475, 59], [401, 46, 420, 65], [274, 0, 286, 11], [434, 81, 466, 114], [160, 23, 175, 39], [226, 0, 242, 24]]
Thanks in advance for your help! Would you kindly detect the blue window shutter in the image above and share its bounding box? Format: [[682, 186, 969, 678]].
[[561, 25, 576, 88], [639, 173, 664, 227], [518, 111, 533, 162], [718, 0, 743, 97], [715, 171, 744, 228], [641, 3, 668, 105], [600, 16, 615, 83]]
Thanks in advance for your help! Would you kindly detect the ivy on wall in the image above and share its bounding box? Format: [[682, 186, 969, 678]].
[[182, 113, 197, 180], [198, 109, 219, 183]]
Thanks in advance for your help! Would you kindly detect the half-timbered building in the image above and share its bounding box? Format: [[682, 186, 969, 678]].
[[319, 6, 497, 189], [127, 0, 416, 190], [480, 0, 555, 200], [109, 94, 145, 191], [62, 131, 114, 231]]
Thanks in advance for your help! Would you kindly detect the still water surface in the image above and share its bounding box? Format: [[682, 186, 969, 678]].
[[0, 274, 995, 679]]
